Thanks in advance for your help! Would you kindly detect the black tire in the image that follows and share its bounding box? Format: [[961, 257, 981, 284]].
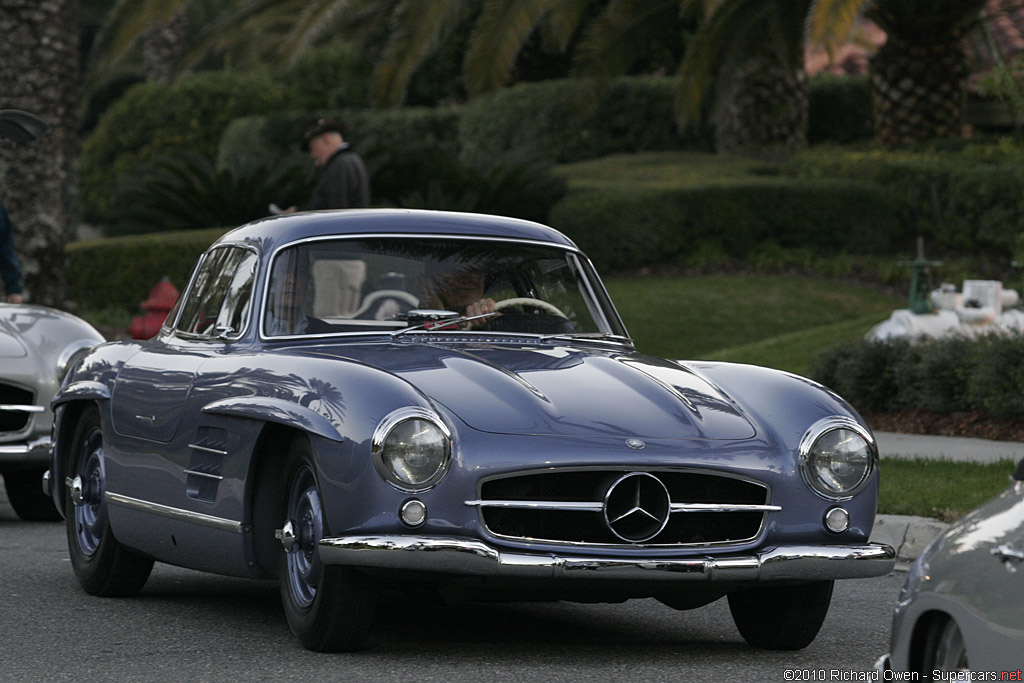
[[278, 437, 377, 652], [728, 580, 834, 650], [65, 405, 153, 597], [920, 616, 969, 674], [3, 467, 61, 521]]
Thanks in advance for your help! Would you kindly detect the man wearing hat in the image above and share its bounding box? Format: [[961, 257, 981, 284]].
[[287, 119, 370, 212]]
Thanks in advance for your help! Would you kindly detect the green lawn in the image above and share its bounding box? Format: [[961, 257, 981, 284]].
[[605, 273, 901, 374], [879, 457, 1018, 522]]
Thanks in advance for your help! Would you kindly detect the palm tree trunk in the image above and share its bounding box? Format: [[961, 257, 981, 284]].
[[0, 0, 79, 306], [870, 36, 969, 148], [712, 51, 808, 154]]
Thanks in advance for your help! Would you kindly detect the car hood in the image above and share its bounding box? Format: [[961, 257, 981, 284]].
[[307, 342, 757, 440]]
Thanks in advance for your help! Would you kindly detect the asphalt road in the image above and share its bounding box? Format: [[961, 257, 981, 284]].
[[0, 479, 903, 683]]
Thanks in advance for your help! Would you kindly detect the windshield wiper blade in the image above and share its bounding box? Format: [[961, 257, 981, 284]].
[[391, 311, 500, 339], [538, 332, 633, 345]]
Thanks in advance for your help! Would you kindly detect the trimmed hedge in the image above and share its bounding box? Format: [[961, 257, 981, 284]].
[[807, 74, 872, 144], [79, 71, 286, 222], [783, 143, 1024, 261], [549, 178, 905, 272], [67, 228, 226, 312], [458, 77, 695, 167], [811, 334, 1024, 417]]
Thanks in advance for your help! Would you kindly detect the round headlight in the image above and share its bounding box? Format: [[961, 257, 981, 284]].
[[373, 408, 451, 491], [799, 417, 875, 499]]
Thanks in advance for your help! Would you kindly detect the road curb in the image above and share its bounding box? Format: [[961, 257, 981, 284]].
[[872, 514, 949, 565]]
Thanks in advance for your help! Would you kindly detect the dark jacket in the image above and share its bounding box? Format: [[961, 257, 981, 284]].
[[0, 200, 23, 296], [301, 143, 370, 210]]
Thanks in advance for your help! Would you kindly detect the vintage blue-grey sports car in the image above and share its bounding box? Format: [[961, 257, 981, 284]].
[[877, 458, 1024, 674], [0, 304, 103, 520], [48, 209, 895, 651]]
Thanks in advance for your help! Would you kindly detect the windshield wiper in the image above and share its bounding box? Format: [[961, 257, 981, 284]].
[[537, 332, 633, 345], [391, 311, 500, 340]]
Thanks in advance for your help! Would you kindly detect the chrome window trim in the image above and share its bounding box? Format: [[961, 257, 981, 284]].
[[105, 491, 242, 534], [172, 243, 260, 343], [798, 416, 878, 501], [470, 465, 776, 549], [257, 233, 623, 344]]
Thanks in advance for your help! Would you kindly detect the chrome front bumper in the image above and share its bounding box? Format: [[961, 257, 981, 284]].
[[319, 536, 896, 582], [0, 436, 50, 463]]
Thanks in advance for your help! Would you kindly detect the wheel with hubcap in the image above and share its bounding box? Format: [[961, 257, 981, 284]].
[[277, 437, 377, 652], [65, 405, 153, 596], [728, 580, 834, 650]]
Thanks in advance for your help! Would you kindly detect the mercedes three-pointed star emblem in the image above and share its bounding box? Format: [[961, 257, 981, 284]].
[[603, 472, 671, 543]]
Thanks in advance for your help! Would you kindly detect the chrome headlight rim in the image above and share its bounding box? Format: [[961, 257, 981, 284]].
[[372, 407, 452, 493], [798, 416, 877, 501]]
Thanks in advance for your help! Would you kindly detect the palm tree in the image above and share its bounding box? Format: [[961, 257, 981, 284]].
[[0, 0, 80, 306], [810, 0, 988, 148]]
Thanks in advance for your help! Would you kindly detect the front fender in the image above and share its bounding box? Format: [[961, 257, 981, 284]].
[[202, 395, 345, 443], [51, 379, 111, 409]]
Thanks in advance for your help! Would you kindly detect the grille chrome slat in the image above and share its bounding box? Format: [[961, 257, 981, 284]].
[[475, 469, 774, 548]]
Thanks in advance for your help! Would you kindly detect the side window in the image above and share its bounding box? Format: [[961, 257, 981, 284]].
[[175, 246, 257, 339]]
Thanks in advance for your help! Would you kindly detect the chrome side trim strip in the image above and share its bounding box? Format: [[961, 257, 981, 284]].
[[183, 469, 224, 481], [319, 535, 896, 582], [105, 492, 242, 534], [0, 404, 44, 413], [465, 499, 781, 514], [187, 443, 228, 456]]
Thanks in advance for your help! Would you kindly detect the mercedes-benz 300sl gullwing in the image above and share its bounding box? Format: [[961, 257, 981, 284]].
[[0, 305, 103, 520], [47, 209, 894, 651]]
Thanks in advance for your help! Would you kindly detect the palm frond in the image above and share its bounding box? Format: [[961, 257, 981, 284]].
[[676, 0, 781, 128], [372, 0, 469, 107], [807, 0, 865, 48], [86, 0, 191, 83], [573, 0, 683, 79], [541, 0, 597, 52], [463, 0, 554, 96]]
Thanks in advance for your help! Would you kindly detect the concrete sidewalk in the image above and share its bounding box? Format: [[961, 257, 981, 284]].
[[870, 432, 1023, 563]]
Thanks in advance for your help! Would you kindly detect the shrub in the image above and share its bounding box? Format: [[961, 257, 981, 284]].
[[67, 228, 226, 312], [807, 74, 872, 145], [458, 77, 692, 167], [109, 151, 308, 235], [80, 70, 286, 223], [783, 143, 1024, 262], [217, 106, 463, 204], [548, 178, 904, 272], [276, 43, 373, 110], [810, 333, 1024, 417]]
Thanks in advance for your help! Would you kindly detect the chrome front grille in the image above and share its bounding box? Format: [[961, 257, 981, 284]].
[[0, 383, 39, 433], [471, 469, 777, 547]]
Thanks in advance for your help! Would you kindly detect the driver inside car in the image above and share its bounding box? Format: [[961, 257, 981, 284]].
[[420, 267, 499, 330]]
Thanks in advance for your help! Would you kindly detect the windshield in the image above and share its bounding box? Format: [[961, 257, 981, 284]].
[[261, 237, 625, 339]]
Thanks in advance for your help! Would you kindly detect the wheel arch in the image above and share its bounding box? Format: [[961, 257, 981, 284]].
[[50, 398, 101, 517], [247, 421, 311, 579], [908, 609, 954, 674]]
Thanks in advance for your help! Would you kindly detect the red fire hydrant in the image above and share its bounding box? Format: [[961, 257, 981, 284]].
[[128, 277, 180, 339]]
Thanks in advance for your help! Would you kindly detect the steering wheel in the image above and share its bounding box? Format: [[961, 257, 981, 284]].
[[493, 297, 567, 318]]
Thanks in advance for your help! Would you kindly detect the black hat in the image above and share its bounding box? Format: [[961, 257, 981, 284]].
[[301, 118, 345, 151]]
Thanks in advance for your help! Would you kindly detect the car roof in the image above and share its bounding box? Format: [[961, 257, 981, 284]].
[[214, 209, 579, 253]]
